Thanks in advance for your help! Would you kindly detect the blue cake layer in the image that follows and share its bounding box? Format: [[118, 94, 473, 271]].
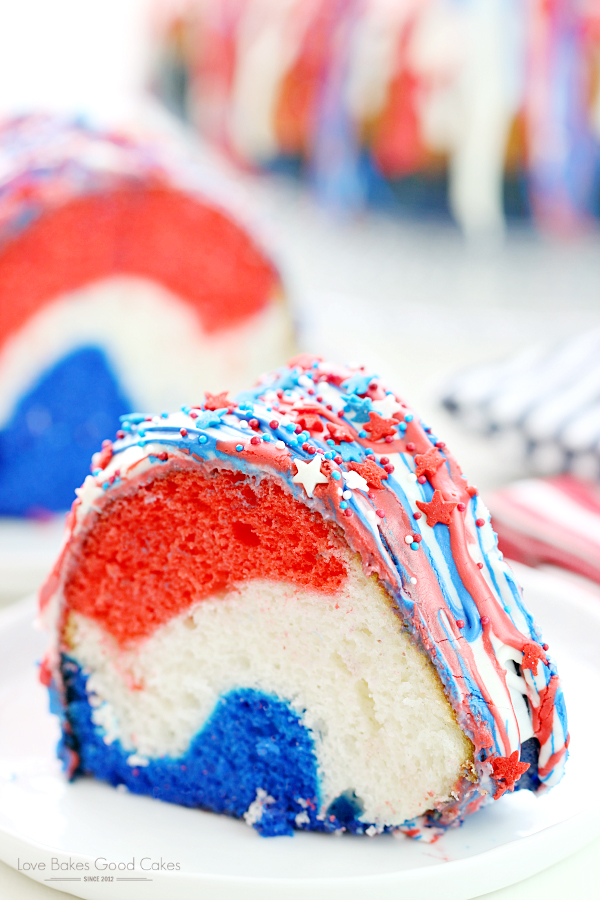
[[55, 657, 374, 837], [0, 346, 131, 515]]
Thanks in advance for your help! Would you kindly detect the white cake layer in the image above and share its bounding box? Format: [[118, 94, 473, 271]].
[[0, 274, 292, 425], [66, 557, 473, 828]]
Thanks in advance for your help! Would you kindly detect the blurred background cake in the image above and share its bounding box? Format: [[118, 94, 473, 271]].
[[151, 0, 600, 236], [0, 114, 293, 518]]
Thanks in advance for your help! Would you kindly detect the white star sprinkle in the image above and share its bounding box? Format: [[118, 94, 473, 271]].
[[344, 470, 369, 492], [372, 394, 402, 419], [292, 456, 329, 497]]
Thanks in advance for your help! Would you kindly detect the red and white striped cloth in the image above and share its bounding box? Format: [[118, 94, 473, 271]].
[[489, 475, 600, 587]]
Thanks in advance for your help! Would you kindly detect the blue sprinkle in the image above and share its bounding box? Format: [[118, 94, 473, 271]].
[[102, 482, 109, 491], [326, 439, 335, 447], [325, 451, 335, 460], [262, 434, 272, 442], [359, 430, 367, 438], [398, 422, 407, 432], [138, 429, 146, 437], [119, 413, 145, 424], [236, 444, 243, 452], [331, 470, 341, 481], [404, 413, 414, 422], [161, 411, 169, 418], [411, 542, 419, 551], [365, 448, 374, 456], [340, 501, 348, 509], [285, 423, 296, 432], [92, 468, 101, 476], [199, 434, 208, 444]]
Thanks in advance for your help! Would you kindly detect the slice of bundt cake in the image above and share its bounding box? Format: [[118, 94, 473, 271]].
[[39, 355, 568, 838]]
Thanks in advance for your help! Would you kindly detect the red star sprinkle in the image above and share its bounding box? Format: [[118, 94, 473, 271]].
[[414, 447, 445, 480], [94, 440, 113, 471], [295, 408, 324, 433], [364, 412, 397, 441], [490, 751, 530, 800], [347, 458, 389, 490], [204, 391, 229, 411], [326, 423, 353, 443], [521, 642, 547, 676], [415, 490, 458, 527]]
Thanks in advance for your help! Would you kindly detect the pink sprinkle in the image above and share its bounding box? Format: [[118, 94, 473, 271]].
[[343, 508, 352, 517], [384, 464, 395, 474], [189, 411, 198, 419], [307, 389, 315, 396], [481, 616, 490, 626], [476, 518, 485, 527], [295, 425, 302, 434], [337, 410, 345, 418], [384, 435, 394, 443], [417, 474, 427, 484], [406, 442, 415, 452], [269, 420, 279, 429], [380, 456, 389, 465], [376, 509, 385, 518], [249, 418, 260, 430], [477, 562, 484, 569], [180, 428, 188, 437], [413, 511, 422, 519], [316, 396, 323, 402], [302, 442, 310, 451], [413, 534, 422, 543], [326, 404, 333, 411], [456, 619, 465, 629], [250, 436, 261, 445], [334, 455, 342, 464], [307, 445, 316, 454], [435, 441, 446, 448], [543, 643, 549, 651], [457, 502, 466, 512], [116, 430, 125, 439]]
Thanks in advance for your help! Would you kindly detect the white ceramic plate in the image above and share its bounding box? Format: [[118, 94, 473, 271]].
[[0, 563, 598, 900]]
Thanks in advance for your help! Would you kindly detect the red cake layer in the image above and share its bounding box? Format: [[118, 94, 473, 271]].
[[64, 465, 349, 645], [0, 186, 279, 344]]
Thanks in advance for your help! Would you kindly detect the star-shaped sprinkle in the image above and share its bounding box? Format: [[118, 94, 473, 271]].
[[521, 642, 547, 676], [194, 411, 222, 429], [415, 490, 458, 527], [344, 470, 369, 492], [414, 447, 445, 479], [490, 752, 530, 799], [204, 391, 230, 411], [339, 442, 363, 463], [327, 423, 353, 443], [372, 394, 402, 419], [295, 409, 324, 433], [292, 456, 329, 498], [347, 458, 388, 490], [343, 393, 373, 423], [364, 412, 398, 441], [343, 372, 374, 395]]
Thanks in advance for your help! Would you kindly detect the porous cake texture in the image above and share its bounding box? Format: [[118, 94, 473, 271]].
[[40, 356, 568, 838]]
